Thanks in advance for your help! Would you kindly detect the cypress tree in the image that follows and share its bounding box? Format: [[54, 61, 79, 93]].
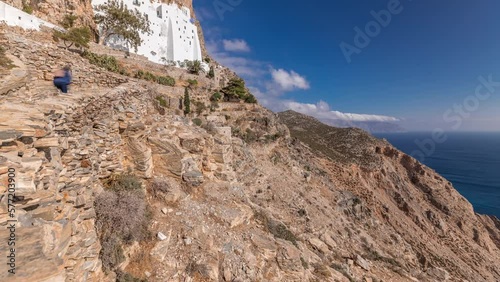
[[184, 87, 191, 115]]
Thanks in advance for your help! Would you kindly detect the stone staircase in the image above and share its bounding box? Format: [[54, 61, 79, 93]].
[[0, 55, 118, 281]]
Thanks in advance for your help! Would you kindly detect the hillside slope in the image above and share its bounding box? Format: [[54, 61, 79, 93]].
[[278, 110, 500, 281]]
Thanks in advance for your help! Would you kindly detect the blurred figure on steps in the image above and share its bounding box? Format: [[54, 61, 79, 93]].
[[53, 65, 72, 94]]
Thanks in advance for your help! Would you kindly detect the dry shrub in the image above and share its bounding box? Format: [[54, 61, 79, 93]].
[[313, 263, 332, 278], [103, 174, 143, 192], [148, 178, 170, 200], [115, 270, 147, 282], [95, 190, 150, 243], [95, 174, 151, 273], [254, 210, 298, 246], [186, 261, 210, 278], [0, 45, 14, 69]]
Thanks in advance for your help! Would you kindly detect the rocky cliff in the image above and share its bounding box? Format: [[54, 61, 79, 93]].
[[0, 6, 499, 282]]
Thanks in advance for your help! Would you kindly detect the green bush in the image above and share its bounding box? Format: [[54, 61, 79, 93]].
[[207, 66, 215, 79], [82, 50, 128, 75], [157, 75, 175, 86], [22, 2, 33, 14], [60, 14, 78, 29], [186, 60, 202, 75], [187, 79, 198, 87], [210, 92, 222, 102], [193, 118, 203, 126], [194, 101, 206, 115], [245, 93, 257, 104], [135, 70, 175, 86], [143, 71, 156, 81], [156, 96, 167, 107]]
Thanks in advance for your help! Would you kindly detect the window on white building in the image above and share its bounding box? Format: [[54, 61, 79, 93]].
[[132, 0, 139, 6]]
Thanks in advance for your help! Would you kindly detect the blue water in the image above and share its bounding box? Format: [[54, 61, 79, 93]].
[[374, 132, 500, 218]]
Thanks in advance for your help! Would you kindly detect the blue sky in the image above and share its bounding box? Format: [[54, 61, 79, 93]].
[[194, 0, 500, 131]]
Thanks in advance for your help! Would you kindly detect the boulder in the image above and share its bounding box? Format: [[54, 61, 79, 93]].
[[182, 170, 204, 186], [427, 267, 450, 281], [179, 133, 205, 153], [34, 137, 59, 148], [355, 255, 371, 271], [276, 242, 302, 272]]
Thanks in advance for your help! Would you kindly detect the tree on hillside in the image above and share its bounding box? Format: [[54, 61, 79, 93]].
[[94, 0, 151, 52], [207, 66, 215, 79], [245, 93, 257, 104], [53, 27, 92, 49], [221, 77, 247, 100], [183, 87, 191, 115], [60, 14, 78, 29], [53, 15, 91, 50]]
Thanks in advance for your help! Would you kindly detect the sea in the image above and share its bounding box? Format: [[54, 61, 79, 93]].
[[373, 132, 500, 218]]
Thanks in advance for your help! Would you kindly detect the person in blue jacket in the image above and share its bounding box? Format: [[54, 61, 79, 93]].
[[53, 65, 72, 94]]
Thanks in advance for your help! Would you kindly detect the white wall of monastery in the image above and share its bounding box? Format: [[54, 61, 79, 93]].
[[92, 0, 203, 65], [0, 1, 58, 30], [0, 0, 205, 70]]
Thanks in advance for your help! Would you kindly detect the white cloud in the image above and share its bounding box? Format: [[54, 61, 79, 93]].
[[270, 68, 310, 91], [207, 39, 265, 77], [284, 100, 400, 122], [254, 95, 399, 123], [223, 39, 251, 52]]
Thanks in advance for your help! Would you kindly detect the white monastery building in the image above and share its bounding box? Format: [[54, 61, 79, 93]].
[[0, 0, 204, 68], [92, 0, 203, 65]]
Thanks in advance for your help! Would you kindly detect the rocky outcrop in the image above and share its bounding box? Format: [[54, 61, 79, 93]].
[[0, 54, 29, 95], [4, 0, 96, 31], [279, 110, 500, 282]]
